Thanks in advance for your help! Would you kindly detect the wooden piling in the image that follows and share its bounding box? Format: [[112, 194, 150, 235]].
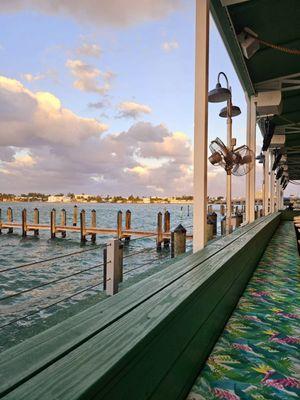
[[61, 209, 67, 238], [50, 209, 56, 239], [91, 209, 97, 243], [33, 208, 39, 236], [220, 204, 225, 216], [173, 224, 186, 256], [117, 211, 122, 239], [73, 205, 78, 226], [0, 209, 2, 235], [163, 210, 170, 248], [22, 209, 27, 237], [7, 207, 13, 233], [207, 204, 213, 213], [125, 210, 131, 243], [156, 212, 163, 251], [206, 223, 214, 241], [80, 210, 86, 243], [106, 238, 121, 295]]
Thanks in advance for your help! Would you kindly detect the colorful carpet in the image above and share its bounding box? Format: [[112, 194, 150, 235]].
[[187, 221, 300, 400]]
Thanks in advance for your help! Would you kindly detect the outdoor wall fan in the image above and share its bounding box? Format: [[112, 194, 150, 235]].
[[209, 137, 254, 176]]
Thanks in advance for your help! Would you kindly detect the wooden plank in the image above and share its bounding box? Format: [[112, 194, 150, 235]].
[[1, 214, 280, 400], [0, 214, 278, 397]]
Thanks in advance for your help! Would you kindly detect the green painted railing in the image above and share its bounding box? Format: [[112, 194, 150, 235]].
[[0, 213, 281, 400]]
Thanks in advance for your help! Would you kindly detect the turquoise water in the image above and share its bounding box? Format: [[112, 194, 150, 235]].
[[0, 202, 196, 350]]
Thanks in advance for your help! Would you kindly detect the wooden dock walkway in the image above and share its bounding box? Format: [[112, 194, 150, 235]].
[[0, 206, 192, 247]]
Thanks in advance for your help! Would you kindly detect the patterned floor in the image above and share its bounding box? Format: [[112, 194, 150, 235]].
[[187, 221, 300, 400]]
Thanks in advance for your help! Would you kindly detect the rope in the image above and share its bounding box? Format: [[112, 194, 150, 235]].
[[0, 280, 106, 330], [0, 262, 105, 301], [0, 244, 106, 273], [247, 31, 300, 55]]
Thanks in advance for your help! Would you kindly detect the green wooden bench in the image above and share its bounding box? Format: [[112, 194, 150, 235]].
[[0, 213, 280, 400]]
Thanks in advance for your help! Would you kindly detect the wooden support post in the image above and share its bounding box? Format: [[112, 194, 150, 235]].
[[61, 209, 66, 238], [163, 210, 170, 248], [0, 209, 2, 235], [91, 209, 96, 243], [80, 210, 86, 243], [106, 238, 121, 296], [73, 205, 78, 226], [33, 208, 39, 236], [7, 207, 13, 233], [50, 209, 56, 239], [193, 0, 209, 252], [117, 211, 122, 239], [207, 212, 217, 236], [125, 210, 131, 243], [246, 95, 257, 223], [22, 209, 27, 237], [207, 205, 213, 213], [156, 212, 163, 251], [173, 224, 186, 256]]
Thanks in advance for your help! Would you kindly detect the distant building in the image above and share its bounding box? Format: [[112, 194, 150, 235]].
[[47, 195, 71, 203]]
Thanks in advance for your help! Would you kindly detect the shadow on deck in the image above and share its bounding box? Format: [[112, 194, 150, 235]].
[[187, 221, 300, 399]]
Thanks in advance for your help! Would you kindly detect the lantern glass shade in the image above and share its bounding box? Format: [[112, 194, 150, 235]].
[[208, 83, 231, 103], [219, 105, 241, 118]]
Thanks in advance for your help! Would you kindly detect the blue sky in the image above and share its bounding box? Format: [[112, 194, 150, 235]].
[[0, 0, 272, 197]]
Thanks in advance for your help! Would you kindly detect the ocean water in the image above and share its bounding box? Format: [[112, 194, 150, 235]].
[[0, 201, 199, 350]]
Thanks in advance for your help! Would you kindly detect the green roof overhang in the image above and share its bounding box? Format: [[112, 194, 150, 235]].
[[210, 0, 300, 179]]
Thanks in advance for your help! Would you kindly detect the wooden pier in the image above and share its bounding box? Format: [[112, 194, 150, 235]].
[[0, 206, 192, 246]]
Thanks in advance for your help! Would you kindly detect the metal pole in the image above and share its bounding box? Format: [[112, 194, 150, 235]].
[[226, 96, 232, 234], [193, 0, 209, 252], [263, 150, 270, 216], [248, 96, 257, 222], [270, 152, 275, 213]]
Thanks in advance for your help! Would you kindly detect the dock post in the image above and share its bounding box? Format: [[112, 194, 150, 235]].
[[50, 209, 56, 239], [103, 247, 107, 291], [163, 210, 170, 248], [22, 209, 27, 237], [91, 209, 96, 243], [80, 210, 86, 243], [73, 205, 78, 226], [207, 212, 217, 236], [171, 231, 175, 258], [207, 205, 213, 213], [33, 208, 39, 236], [173, 224, 186, 256], [7, 207, 13, 233], [118, 241, 124, 283], [125, 210, 131, 243], [106, 238, 121, 295], [156, 212, 163, 251], [206, 222, 214, 241], [0, 209, 2, 234], [61, 209, 66, 238], [117, 211, 122, 240], [220, 204, 225, 216]]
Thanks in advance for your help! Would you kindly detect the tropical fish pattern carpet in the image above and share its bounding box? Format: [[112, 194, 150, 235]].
[[187, 221, 300, 400]]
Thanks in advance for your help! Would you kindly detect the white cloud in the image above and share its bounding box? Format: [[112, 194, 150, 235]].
[[0, 1, 183, 26], [0, 78, 192, 195], [22, 73, 45, 82], [76, 42, 101, 58], [0, 75, 108, 147], [117, 101, 151, 119], [162, 40, 179, 52], [66, 59, 114, 95]]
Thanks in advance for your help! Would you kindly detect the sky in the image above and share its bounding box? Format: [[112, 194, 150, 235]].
[[0, 0, 284, 197]]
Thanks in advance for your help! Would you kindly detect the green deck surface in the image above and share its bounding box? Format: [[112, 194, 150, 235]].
[[187, 221, 300, 400]]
